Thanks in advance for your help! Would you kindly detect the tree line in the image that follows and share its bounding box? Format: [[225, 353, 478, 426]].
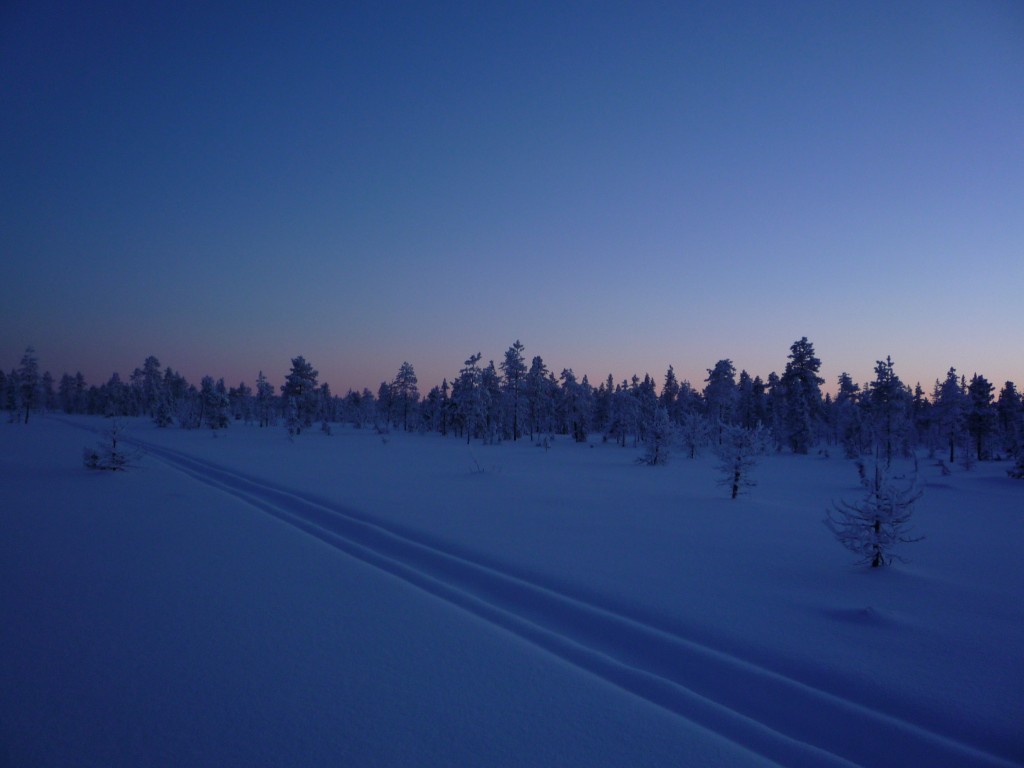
[[4, 339, 1023, 474]]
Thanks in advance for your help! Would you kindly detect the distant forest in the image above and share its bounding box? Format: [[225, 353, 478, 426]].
[[4, 338, 1023, 470]]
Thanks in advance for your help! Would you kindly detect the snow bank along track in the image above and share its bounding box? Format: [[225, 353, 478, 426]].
[[120, 432, 1015, 768]]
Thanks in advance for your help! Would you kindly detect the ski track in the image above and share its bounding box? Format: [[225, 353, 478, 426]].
[[74, 423, 1017, 768]]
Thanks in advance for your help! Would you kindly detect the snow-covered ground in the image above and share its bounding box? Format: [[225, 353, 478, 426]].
[[2, 416, 1021, 767]]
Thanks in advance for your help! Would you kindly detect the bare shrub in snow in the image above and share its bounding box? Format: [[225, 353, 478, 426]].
[[825, 461, 922, 567]]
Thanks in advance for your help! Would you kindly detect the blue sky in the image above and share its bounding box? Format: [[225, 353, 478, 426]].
[[2, 1, 1022, 395]]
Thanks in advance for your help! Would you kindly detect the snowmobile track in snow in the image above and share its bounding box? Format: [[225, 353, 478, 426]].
[[131, 435, 1014, 768]]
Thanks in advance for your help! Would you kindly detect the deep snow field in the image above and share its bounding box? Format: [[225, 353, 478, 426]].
[[2, 416, 1022, 767]]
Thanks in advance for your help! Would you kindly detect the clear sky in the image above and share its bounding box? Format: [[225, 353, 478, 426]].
[[3, 1, 1022, 396]]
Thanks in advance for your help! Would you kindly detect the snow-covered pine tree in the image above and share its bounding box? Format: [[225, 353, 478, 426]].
[[934, 368, 967, 464], [735, 370, 756, 430], [392, 362, 419, 432], [132, 355, 163, 417], [281, 356, 319, 432], [500, 341, 527, 441], [559, 369, 592, 443], [437, 379, 451, 435], [714, 423, 769, 499], [317, 383, 334, 430], [629, 375, 658, 445], [376, 380, 395, 431], [419, 384, 442, 434], [200, 376, 230, 431], [161, 368, 188, 416], [825, 461, 923, 567], [176, 385, 201, 429], [639, 406, 674, 465], [154, 395, 174, 427], [481, 361, 503, 443], [966, 374, 996, 461], [607, 381, 638, 447], [17, 347, 40, 424], [678, 411, 710, 459], [58, 373, 76, 414], [40, 371, 55, 413], [867, 356, 909, 467], [228, 381, 254, 423], [781, 337, 824, 454], [284, 396, 301, 438], [592, 374, 614, 434], [765, 371, 786, 449], [703, 359, 737, 436], [835, 373, 863, 458], [524, 356, 554, 440], [5, 368, 22, 422], [453, 353, 485, 443], [911, 382, 932, 454], [660, 365, 681, 419], [996, 381, 1022, 458], [255, 371, 275, 427]]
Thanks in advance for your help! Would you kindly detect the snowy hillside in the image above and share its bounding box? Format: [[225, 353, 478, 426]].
[[2, 417, 1022, 767]]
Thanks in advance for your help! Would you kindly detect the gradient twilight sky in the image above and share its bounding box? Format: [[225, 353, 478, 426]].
[[2, 1, 1022, 396]]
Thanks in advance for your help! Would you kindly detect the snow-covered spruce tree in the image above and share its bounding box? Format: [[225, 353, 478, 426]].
[[639, 406, 674, 465], [83, 420, 139, 471], [825, 461, 922, 567], [714, 423, 769, 499]]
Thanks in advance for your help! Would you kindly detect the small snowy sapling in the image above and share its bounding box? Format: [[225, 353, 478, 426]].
[[83, 420, 139, 471], [714, 423, 769, 499], [825, 461, 922, 567]]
